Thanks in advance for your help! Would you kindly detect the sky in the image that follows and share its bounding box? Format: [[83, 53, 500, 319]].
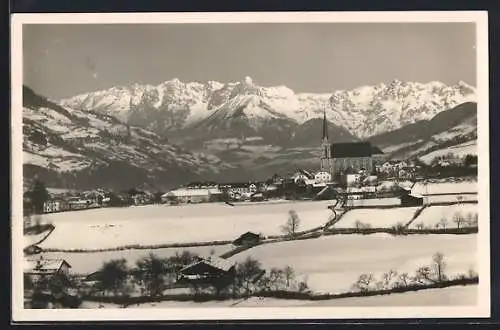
[[23, 23, 476, 99]]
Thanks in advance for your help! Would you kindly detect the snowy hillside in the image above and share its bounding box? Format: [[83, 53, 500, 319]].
[[22, 86, 238, 190], [60, 77, 476, 141], [369, 102, 477, 160]]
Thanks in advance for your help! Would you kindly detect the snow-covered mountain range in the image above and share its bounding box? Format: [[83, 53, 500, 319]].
[[61, 77, 476, 141], [23, 78, 477, 189], [22, 86, 240, 190]]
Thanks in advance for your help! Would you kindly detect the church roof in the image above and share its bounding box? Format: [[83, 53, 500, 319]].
[[330, 142, 374, 158], [371, 146, 384, 155]]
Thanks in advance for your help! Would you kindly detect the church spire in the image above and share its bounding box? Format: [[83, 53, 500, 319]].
[[322, 107, 329, 142]]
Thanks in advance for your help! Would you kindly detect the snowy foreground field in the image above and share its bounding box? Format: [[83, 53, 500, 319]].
[[229, 234, 477, 294], [39, 201, 333, 250], [80, 284, 477, 308], [412, 180, 477, 195]]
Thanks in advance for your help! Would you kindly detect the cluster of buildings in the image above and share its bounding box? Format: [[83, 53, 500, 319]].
[[162, 113, 406, 205], [39, 190, 111, 214], [161, 182, 276, 204]]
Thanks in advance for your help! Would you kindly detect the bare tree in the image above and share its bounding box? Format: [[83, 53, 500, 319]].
[[452, 212, 466, 229], [281, 210, 301, 236], [382, 269, 398, 289], [352, 273, 375, 292], [468, 268, 478, 278], [391, 222, 405, 234], [415, 222, 425, 230], [134, 253, 169, 297], [354, 220, 364, 231], [235, 257, 265, 296], [414, 266, 433, 284], [432, 252, 447, 282], [469, 213, 479, 227], [396, 272, 411, 288], [438, 217, 448, 229], [283, 265, 295, 289]]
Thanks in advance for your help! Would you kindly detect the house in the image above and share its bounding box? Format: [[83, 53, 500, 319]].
[[219, 182, 261, 200], [396, 161, 409, 170], [162, 187, 222, 204], [379, 161, 395, 173], [24, 257, 72, 285], [314, 171, 332, 184], [43, 200, 61, 213], [233, 231, 262, 246], [438, 160, 451, 167], [400, 193, 424, 207], [177, 256, 236, 284], [292, 169, 315, 185], [250, 192, 265, 202], [68, 198, 91, 210]]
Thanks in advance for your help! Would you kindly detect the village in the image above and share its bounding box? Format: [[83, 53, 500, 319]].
[[22, 113, 480, 309], [26, 152, 477, 216]]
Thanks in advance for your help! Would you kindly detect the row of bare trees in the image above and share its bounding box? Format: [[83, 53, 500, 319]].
[[414, 212, 479, 230], [350, 211, 478, 233], [351, 252, 477, 293]]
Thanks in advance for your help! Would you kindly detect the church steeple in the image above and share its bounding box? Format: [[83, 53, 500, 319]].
[[320, 106, 332, 173], [322, 108, 329, 142]]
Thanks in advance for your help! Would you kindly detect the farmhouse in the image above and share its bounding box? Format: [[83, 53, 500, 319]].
[[233, 231, 262, 246], [250, 192, 265, 202], [400, 192, 424, 207], [24, 257, 72, 285], [162, 187, 222, 204], [314, 171, 332, 184], [177, 256, 236, 284], [43, 200, 61, 213], [219, 182, 264, 200]]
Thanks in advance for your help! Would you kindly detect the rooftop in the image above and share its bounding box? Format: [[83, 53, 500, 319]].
[[24, 258, 71, 275], [330, 142, 377, 158], [180, 256, 235, 274]]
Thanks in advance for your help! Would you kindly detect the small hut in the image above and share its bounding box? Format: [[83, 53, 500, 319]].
[[232, 232, 262, 246]]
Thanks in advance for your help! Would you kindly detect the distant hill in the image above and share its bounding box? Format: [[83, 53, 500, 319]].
[[22, 86, 240, 190], [369, 102, 477, 160]]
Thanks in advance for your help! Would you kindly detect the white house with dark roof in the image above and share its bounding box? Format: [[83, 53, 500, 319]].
[[177, 256, 236, 282], [24, 257, 72, 284]]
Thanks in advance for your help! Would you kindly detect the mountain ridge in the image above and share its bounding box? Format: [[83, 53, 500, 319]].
[[60, 77, 476, 143], [22, 85, 242, 190]]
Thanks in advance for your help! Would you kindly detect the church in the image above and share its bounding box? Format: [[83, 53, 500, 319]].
[[320, 111, 383, 176]]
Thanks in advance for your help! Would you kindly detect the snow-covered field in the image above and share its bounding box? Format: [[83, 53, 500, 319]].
[[333, 207, 420, 229], [409, 203, 478, 229], [80, 284, 477, 308], [350, 198, 402, 207], [39, 201, 334, 250], [229, 234, 477, 294], [424, 194, 478, 204], [411, 180, 477, 195], [42, 244, 233, 275]]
